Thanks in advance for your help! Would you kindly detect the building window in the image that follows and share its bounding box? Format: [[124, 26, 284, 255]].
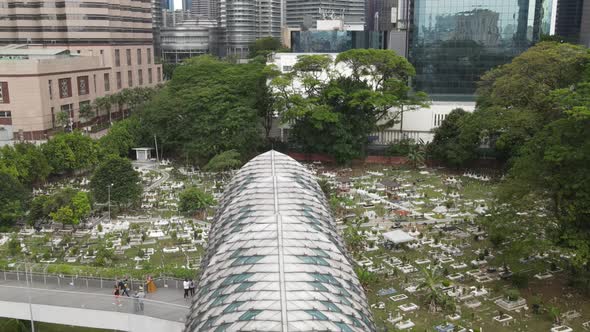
[[115, 49, 120, 67], [147, 48, 152, 64], [128, 70, 133, 87], [157, 67, 161, 82], [77, 76, 89, 96], [93, 74, 97, 94], [116, 72, 122, 89], [148, 68, 153, 84], [138, 69, 143, 85], [282, 66, 292, 72], [0, 111, 11, 118], [48, 80, 53, 100], [51, 107, 55, 128], [0, 82, 9, 103], [126, 49, 131, 66], [137, 49, 142, 65], [58, 78, 72, 98], [104, 73, 110, 91]]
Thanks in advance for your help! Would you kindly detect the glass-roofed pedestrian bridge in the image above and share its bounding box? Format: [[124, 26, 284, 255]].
[[185, 151, 376, 332]]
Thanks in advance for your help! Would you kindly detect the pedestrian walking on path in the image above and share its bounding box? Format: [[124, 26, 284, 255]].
[[119, 278, 130, 297], [133, 287, 146, 313], [189, 279, 195, 296], [113, 285, 122, 307], [183, 278, 190, 299]]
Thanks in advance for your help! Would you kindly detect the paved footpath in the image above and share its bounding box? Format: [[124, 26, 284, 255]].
[[0, 277, 191, 322]]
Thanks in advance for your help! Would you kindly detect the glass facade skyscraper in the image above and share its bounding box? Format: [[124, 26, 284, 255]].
[[409, 0, 554, 98]]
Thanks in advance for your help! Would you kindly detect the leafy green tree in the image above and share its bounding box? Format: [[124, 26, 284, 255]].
[[90, 155, 142, 207], [79, 102, 95, 122], [93, 96, 113, 125], [178, 186, 215, 216], [354, 267, 377, 291], [475, 42, 590, 161], [271, 49, 429, 163], [28, 195, 49, 225], [43, 131, 98, 174], [71, 191, 91, 225], [0, 171, 28, 227], [203, 150, 241, 172], [428, 108, 480, 167], [98, 117, 140, 157], [56, 111, 70, 129], [0, 143, 51, 185], [50, 206, 75, 226], [141, 56, 264, 164], [248, 37, 287, 58]]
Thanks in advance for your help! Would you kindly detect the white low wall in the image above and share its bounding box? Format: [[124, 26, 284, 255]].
[[0, 301, 184, 332]]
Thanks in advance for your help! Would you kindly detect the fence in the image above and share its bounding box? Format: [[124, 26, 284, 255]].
[[0, 268, 188, 291]]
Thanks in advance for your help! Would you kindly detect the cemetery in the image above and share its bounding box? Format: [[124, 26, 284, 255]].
[[1, 159, 590, 331]]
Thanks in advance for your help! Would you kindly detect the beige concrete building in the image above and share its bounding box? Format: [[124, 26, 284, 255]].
[[0, 0, 163, 141]]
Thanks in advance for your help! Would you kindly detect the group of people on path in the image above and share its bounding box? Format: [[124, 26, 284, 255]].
[[113, 276, 157, 312], [183, 278, 195, 300]]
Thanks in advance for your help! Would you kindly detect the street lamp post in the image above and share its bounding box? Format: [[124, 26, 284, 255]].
[[108, 183, 113, 221]]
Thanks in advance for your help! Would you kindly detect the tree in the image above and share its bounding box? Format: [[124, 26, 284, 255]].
[[50, 206, 75, 227], [406, 138, 426, 168], [98, 117, 140, 157], [354, 267, 377, 291], [71, 191, 91, 225], [0, 143, 51, 185], [79, 102, 95, 123], [248, 37, 287, 58], [203, 150, 241, 172], [43, 131, 98, 174], [178, 186, 215, 216], [271, 49, 429, 163], [0, 171, 28, 227], [93, 96, 113, 125], [90, 155, 142, 207], [428, 109, 480, 167], [475, 42, 590, 161], [418, 266, 449, 313], [56, 111, 70, 130], [141, 56, 264, 164]]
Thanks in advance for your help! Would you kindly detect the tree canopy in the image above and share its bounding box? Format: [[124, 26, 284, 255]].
[[270, 49, 429, 163], [43, 131, 98, 174], [90, 155, 142, 207], [178, 186, 215, 216], [140, 56, 265, 165], [203, 150, 242, 172], [0, 171, 28, 227]]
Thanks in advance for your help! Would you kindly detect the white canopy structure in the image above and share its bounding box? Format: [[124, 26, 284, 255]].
[[186, 151, 375, 332], [383, 230, 416, 244]]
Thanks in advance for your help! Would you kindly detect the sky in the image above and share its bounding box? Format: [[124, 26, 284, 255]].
[[174, 0, 183, 10]]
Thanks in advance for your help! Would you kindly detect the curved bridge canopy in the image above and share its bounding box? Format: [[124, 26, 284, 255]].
[[186, 151, 375, 332]]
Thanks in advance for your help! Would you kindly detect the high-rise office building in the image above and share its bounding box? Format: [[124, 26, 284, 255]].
[[220, 0, 282, 57], [556, 0, 590, 46], [153, 0, 164, 58], [0, 0, 162, 141], [286, 0, 366, 29], [583, 0, 590, 46], [408, 0, 554, 98]]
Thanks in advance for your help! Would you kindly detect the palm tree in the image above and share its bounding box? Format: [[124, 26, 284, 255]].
[[407, 138, 426, 168], [111, 91, 127, 119], [79, 102, 94, 124], [93, 96, 113, 126], [418, 266, 445, 313], [355, 267, 377, 291]]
